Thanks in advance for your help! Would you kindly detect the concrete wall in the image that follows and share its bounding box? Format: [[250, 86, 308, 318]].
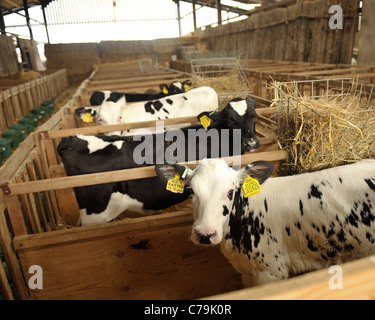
[[45, 37, 199, 84]]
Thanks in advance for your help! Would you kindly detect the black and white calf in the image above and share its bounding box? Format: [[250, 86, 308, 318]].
[[89, 80, 192, 106], [76, 86, 218, 136], [155, 158, 375, 287], [58, 98, 260, 226]]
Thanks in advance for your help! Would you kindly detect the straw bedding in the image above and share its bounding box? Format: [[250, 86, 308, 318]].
[[270, 81, 375, 174]]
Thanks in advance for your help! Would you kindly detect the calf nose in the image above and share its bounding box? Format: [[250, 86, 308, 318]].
[[196, 231, 215, 245], [247, 138, 260, 151]]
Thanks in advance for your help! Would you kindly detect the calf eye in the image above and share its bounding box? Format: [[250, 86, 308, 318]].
[[227, 189, 234, 200]]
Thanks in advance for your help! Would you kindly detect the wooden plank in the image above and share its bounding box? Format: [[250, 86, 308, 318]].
[[4, 196, 28, 236], [205, 255, 375, 300], [0, 150, 288, 197], [0, 203, 29, 300], [293, 67, 370, 77], [14, 210, 240, 300], [321, 73, 375, 80], [26, 160, 49, 232], [0, 256, 14, 300], [15, 174, 39, 234], [44, 107, 277, 140]]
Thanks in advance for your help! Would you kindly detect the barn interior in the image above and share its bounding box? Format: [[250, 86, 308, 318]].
[[0, 0, 375, 301]]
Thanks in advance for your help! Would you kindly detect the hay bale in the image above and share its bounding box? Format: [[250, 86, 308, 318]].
[[271, 80, 375, 174]]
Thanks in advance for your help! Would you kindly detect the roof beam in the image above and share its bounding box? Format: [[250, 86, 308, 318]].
[[179, 0, 250, 15]]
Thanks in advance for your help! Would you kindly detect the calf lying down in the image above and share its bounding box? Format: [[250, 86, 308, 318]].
[[156, 159, 375, 287], [76, 86, 218, 136]]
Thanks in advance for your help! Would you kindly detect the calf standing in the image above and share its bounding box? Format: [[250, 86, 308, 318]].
[[156, 159, 375, 287], [58, 98, 260, 226]]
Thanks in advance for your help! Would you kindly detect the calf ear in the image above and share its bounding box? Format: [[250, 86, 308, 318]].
[[183, 80, 192, 92], [238, 161, 273, 186], [197, 111, 222, 128], [75, 107, 97, 121], [246, 97, 256, 109], [159, 84, 169, 95], [155, 164, 193, 183]]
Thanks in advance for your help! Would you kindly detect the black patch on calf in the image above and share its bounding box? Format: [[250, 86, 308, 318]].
[[360, 202, 375, 227], [108, 92, 125, 103], [145, 102, 155, 114], [339, 177, 343, 184], [365, 178, 375, 192], [308, 184, 323, 200], [337, 229, 346, 243], [166, 99, 173, 105], [285, 227, 291, 237], [306, 234, 318, 252], [264, 199, 268, 213], [299, 200, 304, 216], [153, 100, 163, 111], [90, 91, 105, 105], [226, 190, 266, 255], [222, 205, 229, 216], [346, 210, 360, 228], [162, 108, 169, 114], [183, 96, 188, 100], [366, 232, 375, 244]]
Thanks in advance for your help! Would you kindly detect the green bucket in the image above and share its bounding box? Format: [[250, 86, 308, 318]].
[[3, 129, 23, 148], [42, 99, 55, 114], [22, 114, 39, 128], [32, 106, 47, 120], [0, 138, 12, 158], [9, 124, 27, 141], [19, 117, 35, 133]]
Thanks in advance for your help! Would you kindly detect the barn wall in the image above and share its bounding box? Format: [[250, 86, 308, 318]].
[[45, 37, 199, 84], [0, 35, 20, 75], [194, 0, 359, 64]]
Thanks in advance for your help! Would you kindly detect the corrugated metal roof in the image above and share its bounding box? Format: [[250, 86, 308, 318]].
[[1, 0, 54, 14]]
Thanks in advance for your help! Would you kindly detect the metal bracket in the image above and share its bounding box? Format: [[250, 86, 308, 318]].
[[0, 182, 11, 196]]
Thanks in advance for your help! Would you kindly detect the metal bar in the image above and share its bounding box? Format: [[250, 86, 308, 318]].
[[23, 0, 33, 40], [41, 4, 50, 44], [176, 0, 182, 37], [0, 5, 6, 35], [192, 0, 197, 31]]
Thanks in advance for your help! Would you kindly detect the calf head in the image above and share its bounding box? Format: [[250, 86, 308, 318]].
[[156, 159, 273, 246], [202, 97, 260, 153], [75, 101, 123, 126]]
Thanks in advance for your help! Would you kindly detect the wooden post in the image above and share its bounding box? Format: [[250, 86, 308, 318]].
[[23, 0, 34, 40], [0, 5, 6, 35], [176, 0, 182, 37], [216, 0, 222, 25], [0, 202, 29, 300], [41, 4, 51, 44], [358, 0, 375, 65], [192, 0, 197, 31]]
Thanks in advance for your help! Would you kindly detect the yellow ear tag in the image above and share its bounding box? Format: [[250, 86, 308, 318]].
[[184, 84, 190, 91], [163, 87, 169, 94], [82, 112, 94, 123], [199, 115, 212, 130], [243, 176, 261, 198], [166, 174, 185, 194]]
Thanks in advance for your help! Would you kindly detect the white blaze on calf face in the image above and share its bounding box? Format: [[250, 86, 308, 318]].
[[229, 100, 248, 116], [188, 159, 238, 245], [97, 101, 123, 125]]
